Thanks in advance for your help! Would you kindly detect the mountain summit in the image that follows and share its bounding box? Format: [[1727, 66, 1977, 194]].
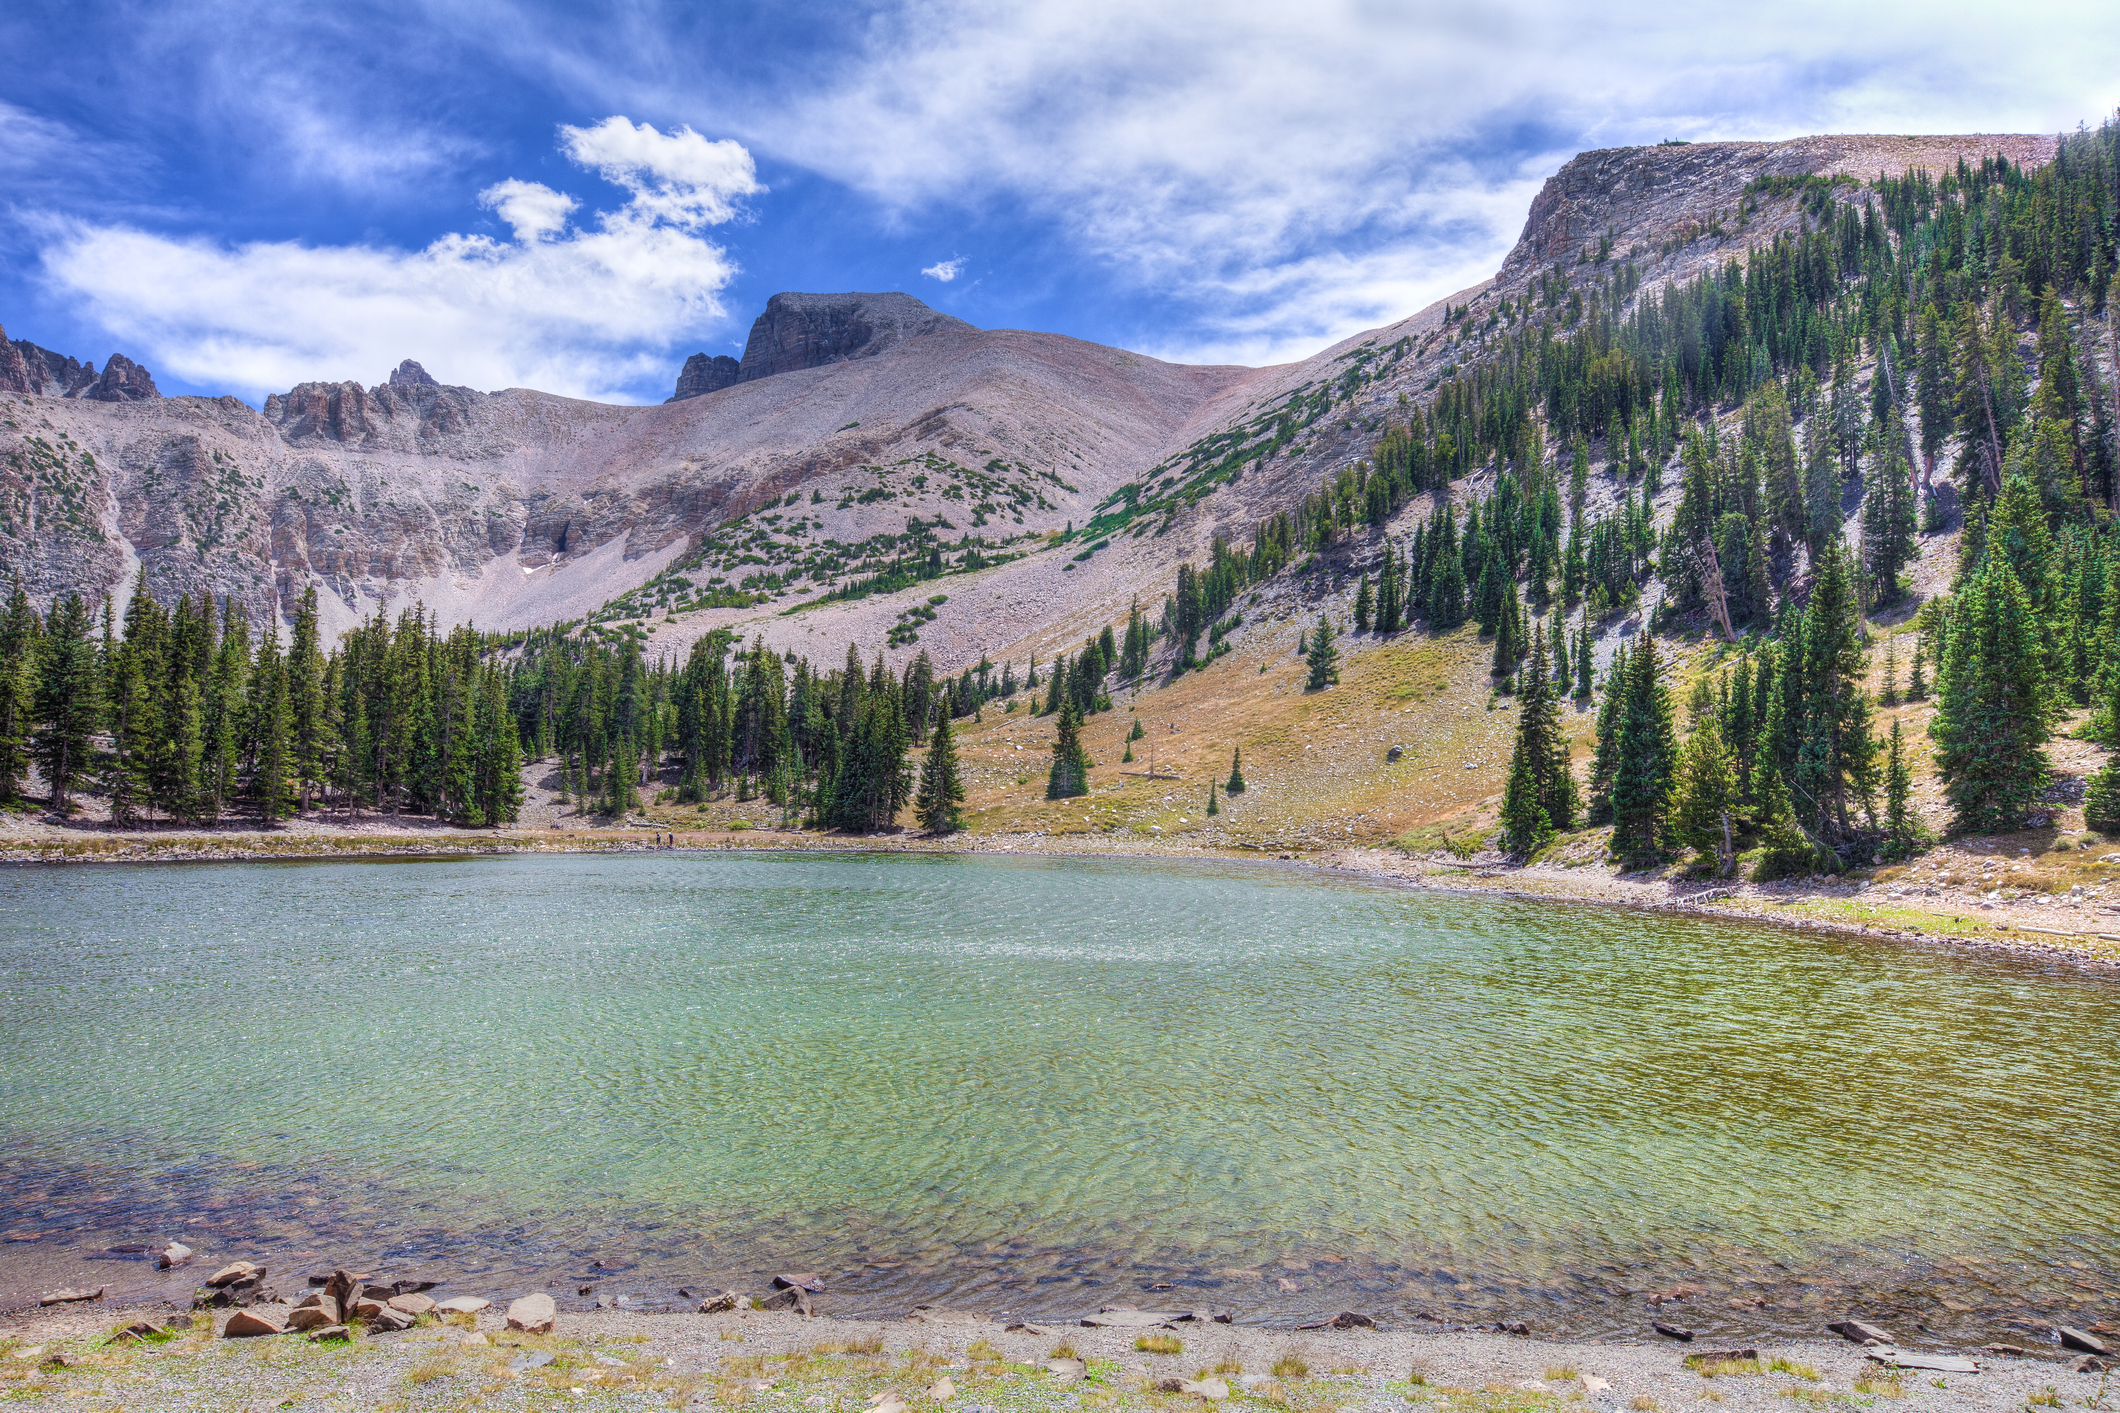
[[736, 291, 976, 383]]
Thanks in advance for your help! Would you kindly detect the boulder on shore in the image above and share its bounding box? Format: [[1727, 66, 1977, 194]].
[[506, 1292, 556, 1334], [223, 1309, 284, 1338]]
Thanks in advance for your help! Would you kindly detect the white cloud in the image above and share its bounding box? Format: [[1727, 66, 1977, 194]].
[[921, 257, 967, 282], [685, 0, 2117, 362], [35, 117, 756, 402], [480, 179, 578, 242], [558, 116, 764, 230]]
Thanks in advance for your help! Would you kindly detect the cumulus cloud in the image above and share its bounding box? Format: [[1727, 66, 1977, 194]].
[[920, 257, 967, 282], [480, 179, 578, 242], [558, 116, 764, 229], [35, 118, 756, 401]]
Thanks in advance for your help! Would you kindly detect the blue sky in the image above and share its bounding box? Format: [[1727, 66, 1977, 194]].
[[1, 0, 2112, 404]]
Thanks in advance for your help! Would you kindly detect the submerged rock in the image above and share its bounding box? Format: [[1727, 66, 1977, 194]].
[[38, 1286, 104, 1306]]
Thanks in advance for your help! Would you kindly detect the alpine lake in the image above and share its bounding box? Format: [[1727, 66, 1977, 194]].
[[2, 850, 2115, 1344]]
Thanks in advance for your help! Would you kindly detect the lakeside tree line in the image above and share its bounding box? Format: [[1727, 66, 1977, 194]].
[[0, 580, 524, 827]]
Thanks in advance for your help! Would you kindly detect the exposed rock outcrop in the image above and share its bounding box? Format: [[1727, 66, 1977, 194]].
[[669, 352, 740, 401], [5, 336, 97, 397], [387, 359, 439, 387], [264, 377, 486, 449], [81, 352, 160, 402], [737, 292, 975, 383], [0, 324, 33, 395], [0, 326, 160, 400]]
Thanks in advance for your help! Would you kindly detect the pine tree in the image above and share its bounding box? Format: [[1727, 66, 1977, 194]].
[[1206, 780, 1219, 816], [1863, 413, 1920, 604], [249, 636, 295, 823], [1128, 716, 1145, 741], [2086, 752, 2120, 835], [1376, 552, 1402, 634], [0, 579, 40, 804], [32, 593, 100, 813], [1609, 633, 1677, 865], [1932, 554, 2054, 834], [1880, 635, 1898, 707], [1498, 626, 1576, 854], [1353, 574, 1373, 632], [1587, 641, 1628, 823], [1045, 699, 1092, 799], [1226, 748, 1246, 793], [915, 710, 966, 834], [1794, 544, 1878, 847], [474, 671, 523, 826], [1671, 712, 1738, 874], [1574, 627, 1594, 700], [1304, 614, 1340, 690], [287, 586, 329, 809], [103, 626, 150, 827]]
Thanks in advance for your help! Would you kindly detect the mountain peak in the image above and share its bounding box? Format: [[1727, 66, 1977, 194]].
[[387, 359, 439, 387], [737, 291, 976, 383]]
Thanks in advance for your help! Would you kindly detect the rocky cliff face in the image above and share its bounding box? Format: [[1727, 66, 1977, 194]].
[[736, 292, 975, 383], [668, 352, 740, 401], [261, 377, 489, 451], [387, 359, 439, 387], [0, 330, 160, 401]]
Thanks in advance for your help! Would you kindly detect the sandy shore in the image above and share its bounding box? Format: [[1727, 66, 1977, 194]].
[[3, 1300, 2111, 1413]]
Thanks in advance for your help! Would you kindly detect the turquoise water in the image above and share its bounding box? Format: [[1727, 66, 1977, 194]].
[[2, 851, 2116, 1338]]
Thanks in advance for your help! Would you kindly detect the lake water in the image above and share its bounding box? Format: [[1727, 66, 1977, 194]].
[[2, 851, 2116, 1341]]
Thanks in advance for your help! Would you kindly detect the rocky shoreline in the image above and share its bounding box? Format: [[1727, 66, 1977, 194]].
[[5, 1275, 2114, 1413]]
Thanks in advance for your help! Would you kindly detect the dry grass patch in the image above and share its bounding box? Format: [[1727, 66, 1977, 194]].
[[1136, 1334, 1183, 1355], [1271, 1354, 1309, 1379]]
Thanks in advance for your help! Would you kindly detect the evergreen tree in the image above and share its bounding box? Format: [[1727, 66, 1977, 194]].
[[1932, 554, 2055, 834], [1206, 779, 1219, 816], [1045, 699, 1092, 799], [1794, 545, 1878, 847], [1304, 614, 1340, 689], [915, 710, 966, 834], [1863, 414, 1920, 604], [1574, 627, 1594, 700], [32, 593, 100, 813], [1352, 574, 1373, 632], [474, 671, 523, 826], [103, 622, 150, 827], [1672, 704, 1738, 875], [1609, 633, 1677, 864], [1375, 552, 1402, 634], [1586, 641, 1628, 823], [1226, 748, 1246, 793], [2085, 751, 2120, 836], [249, 635, 295, 823], [0, 580, 40, 805], [1498, 626, 1576, 853]]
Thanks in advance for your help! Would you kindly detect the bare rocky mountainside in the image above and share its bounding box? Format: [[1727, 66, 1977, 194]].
[[0, 133, 2052, 664]]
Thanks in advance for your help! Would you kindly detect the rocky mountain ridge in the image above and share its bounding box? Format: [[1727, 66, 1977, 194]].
[[0, 131, 2057, 665]]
